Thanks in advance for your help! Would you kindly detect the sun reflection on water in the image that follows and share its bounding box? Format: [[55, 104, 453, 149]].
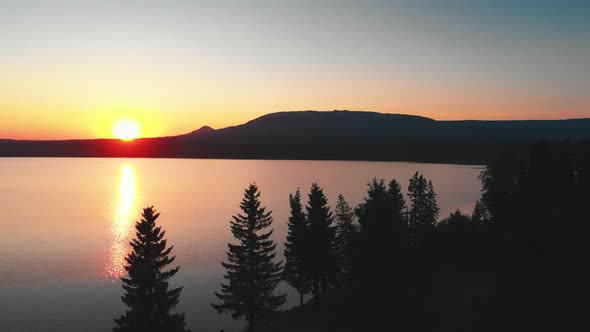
[[105, 163, 137, 279]]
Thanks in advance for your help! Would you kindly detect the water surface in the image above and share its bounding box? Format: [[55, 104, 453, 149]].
[[0, 158, 483, 331]]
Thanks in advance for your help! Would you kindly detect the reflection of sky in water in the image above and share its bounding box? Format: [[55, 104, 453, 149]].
[[105, 164, 136, 279], [0, 158, 483, 331]]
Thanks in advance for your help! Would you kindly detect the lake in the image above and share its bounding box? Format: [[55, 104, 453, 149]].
[[0, 158, 483, 332]]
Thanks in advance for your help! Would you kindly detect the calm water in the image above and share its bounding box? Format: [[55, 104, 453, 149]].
[[0, 158, 483, 332]]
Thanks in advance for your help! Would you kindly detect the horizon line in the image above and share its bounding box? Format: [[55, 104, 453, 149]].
[[3, 109, 590, 141]]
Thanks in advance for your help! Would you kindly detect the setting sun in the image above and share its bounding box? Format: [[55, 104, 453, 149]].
[[112, 119, 141, 141]]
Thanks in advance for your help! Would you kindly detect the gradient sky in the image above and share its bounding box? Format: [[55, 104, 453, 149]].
[[1, 0, 589, 139]]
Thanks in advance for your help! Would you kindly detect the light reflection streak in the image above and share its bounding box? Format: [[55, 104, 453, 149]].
[[105, 163, 137, 279]]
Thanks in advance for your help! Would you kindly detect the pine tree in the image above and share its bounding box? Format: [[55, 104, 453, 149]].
[[426, 180, 440, 222], [387, 179, 409, 256], [334, 194, 357, 282], [114, 206, 188, 332], [471, 199, 490, 224], [354, 178, 407, 287], [212, 184, 285, 332], [305, 183, 337, 296], [408, 172, 439, 246], [356, 179, 407, 239], [387, 179, 407, 222], [437, 210, 473, 268], [440, 209, 471, 226], [479, 151, 525, 228], [284, 189, 312, 307], [356, 178, 390, 238]]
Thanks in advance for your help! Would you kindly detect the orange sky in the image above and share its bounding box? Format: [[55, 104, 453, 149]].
[[1, 1, 589, 140], [1, 58, 588, 140]]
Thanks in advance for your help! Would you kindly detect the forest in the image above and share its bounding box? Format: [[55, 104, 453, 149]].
[[112, 139, 590, 332]]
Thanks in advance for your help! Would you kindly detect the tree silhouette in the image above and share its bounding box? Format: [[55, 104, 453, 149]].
[[250, 141, 590, 331], [477, 142, 590, 331], [333, 194, 357, 283], [283, 189, 312, 307], [576, 139, 590, 220], [479, 151, 525, 231], [387, 179, 407, 224], [407, 172, 439, 246], [437, 209, 472, 241], [436, 208, 495, 278], [212, 184, 285, 332], [471, 199, 490, 224], [113, 206, 188, 332], [354, 178, 407, 288], [305, 183, 338, 296]]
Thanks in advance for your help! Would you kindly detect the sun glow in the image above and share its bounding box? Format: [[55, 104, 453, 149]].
[[105, 164, 137, 278], [112, 119, 141, 141]]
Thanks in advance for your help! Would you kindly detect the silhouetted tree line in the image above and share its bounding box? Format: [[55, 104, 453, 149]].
[[247, 140, 590, 331], [115, 139, 590, 331], [212, 172, 444, 331]]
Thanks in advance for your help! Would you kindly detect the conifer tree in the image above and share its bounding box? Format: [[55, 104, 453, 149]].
[[387, 179, 409, 258], [408, 172, 439, 246], [334, 194, 357, 281], [387, 179, 407, 222], [354, 178, 407, 287], [283, 189, 312, 306], [479, 151, 525, 228], [440, 209, 471, 226], [305, 183, 337, 296], [212, 184, 285, 332], [426, 180, 440, 221], [436, 210, 474, 268], [356, 179, 390, 237], [114, 206, 188, 332], [471, 199, 490, 224]]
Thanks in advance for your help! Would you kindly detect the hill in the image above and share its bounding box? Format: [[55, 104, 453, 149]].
[[1, 110, 589, 164]]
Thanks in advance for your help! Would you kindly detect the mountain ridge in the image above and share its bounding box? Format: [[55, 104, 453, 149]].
[[1, 110, 589, 164]]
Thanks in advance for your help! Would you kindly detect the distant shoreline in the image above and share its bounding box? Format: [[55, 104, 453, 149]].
[[0, 155, 488, 167], [1, 111, 588, 166]]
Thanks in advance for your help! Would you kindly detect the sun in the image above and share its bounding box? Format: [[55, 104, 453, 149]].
[[112, 119, 141, 141]]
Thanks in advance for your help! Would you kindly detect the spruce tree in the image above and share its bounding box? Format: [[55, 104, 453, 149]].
[[437, 210, 474, 270], [440, 209, 471, 226], [387, 179, 409, 257], [479, 151, 525, 228], [334, 194, 357, 282], [114, 206, 188, 332], [426, 180, 440, 222], [471, 199, 490, 224], [387, 179, 407, 222], [408, 172, 439, 246], [355, 178, 390, 279], [356, 178, 390, 238], [354, 178, 407, 287], [305, 183, 337, 296], [283, 189, 312, 307], [212, 184, 285, 332]]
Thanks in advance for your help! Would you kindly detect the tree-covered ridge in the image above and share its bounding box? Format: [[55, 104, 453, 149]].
[[3, 111, 589, 164]]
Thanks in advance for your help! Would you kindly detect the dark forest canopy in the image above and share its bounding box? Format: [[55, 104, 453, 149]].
[[254, 139, 590, 332], [2, 110, 590, 164]]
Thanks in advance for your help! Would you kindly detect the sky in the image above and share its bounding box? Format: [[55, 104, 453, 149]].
[[1, 0, 589, 139]]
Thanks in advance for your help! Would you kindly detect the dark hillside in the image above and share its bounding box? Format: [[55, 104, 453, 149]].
[[1, 110, 589, 164]]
